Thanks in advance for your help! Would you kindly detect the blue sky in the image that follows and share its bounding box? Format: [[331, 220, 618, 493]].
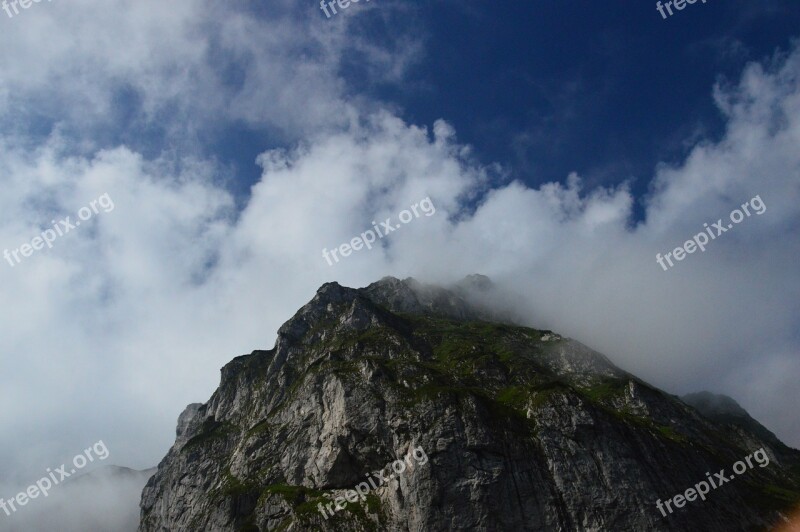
[[209, 0, 800, 215], [390, 1, 800, 206], [0, 1, 799, 520], [7, 0, 799, 212]]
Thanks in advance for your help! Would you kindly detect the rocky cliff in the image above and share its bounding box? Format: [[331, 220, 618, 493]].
[[139, 277, 800, 531]]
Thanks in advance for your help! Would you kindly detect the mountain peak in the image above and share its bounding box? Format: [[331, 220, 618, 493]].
[[139, 277, 800, 531], [682, 391, 783, 446], [682, 391, 748, 417], [361, 274, 502, 322]]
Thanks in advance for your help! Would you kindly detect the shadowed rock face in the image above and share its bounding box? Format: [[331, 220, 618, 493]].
[[139, 277, 800, 531], [681, 391, 784, 446]]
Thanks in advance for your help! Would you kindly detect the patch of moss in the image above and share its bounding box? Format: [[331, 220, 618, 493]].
[[615, 409, 655, 429], [594, 405, 692, 447], [320, 492, 382, 531], [246, 419, 272, 438], [329, 359, 362, 378], [355, 326, 402, 346], [181, 420, 235, 451], [656, 425, 688, 443], [256, 484, 383, 528], [221, 470, 259, 497], [496, 386, 529, 410], [762, 484, 800, 505], [486, 399, 534, 428], [363, 492, 382, 515], [319, 326, 402, 354], [739, 480, 800, 516], [527, 382, 571, 410], [578, 379, 627, 403], [294, 498, 326, 518], [259, 483, 325, 509], [404, 384, 485, 406], [341, 497, 368, 520]]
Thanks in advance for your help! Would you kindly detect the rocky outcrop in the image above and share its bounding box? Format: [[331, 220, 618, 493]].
[[139, 277, 800, 531]]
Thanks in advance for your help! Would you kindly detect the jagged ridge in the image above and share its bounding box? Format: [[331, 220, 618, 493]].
[[139, 277, 800, 531]]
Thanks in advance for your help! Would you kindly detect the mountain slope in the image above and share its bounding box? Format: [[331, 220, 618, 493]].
[[139, 277, 800, 531]]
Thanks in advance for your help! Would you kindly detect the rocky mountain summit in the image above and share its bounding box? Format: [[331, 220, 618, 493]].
[[139, 276, 800, 531]]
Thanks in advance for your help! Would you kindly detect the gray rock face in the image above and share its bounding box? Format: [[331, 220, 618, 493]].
[[139, 277, 800, 531], [176, 403, 205, 444]]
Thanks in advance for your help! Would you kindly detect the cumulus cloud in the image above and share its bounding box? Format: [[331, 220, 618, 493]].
[[0, 0, 420, 146], [0, 3, 798, 521]]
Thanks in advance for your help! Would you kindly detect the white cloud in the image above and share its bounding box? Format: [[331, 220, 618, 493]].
[[0, 0, 421, 144]]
